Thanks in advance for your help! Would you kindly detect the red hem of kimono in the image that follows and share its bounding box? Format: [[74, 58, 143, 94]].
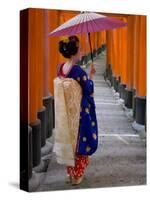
[[66, 155, 89, 179]]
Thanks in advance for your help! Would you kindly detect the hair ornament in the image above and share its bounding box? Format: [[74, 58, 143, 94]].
[[62, 37, 69, 43]]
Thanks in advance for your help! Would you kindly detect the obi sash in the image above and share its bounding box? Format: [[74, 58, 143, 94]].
[[53, 77, 82, 166]]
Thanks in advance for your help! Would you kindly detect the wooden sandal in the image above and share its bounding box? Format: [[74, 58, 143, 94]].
[[71, 175, 84, 185], [65, 175, 72, 183]]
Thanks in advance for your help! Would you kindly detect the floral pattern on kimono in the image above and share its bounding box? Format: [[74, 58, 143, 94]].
[[57, 63, 98, 156]]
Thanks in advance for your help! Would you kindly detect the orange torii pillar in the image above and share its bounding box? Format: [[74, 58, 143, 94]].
[[133, 15, 146, 127], [101, 31, 106, 50], [88, 32, 95, 61], [106, 28, 121, 90], [28, 8, 47, 170], [131, 15, 140, 119], [81, 33, 91, 63], [92, 32, 97, 58], [118, 20, 128, 100], [96, 32, 101, 54], [20, 8, 33, 189], [106, 30, 113, 83], [111, 29, 121, 92], [20, 8, 47, 189], [123, 15, 136, 109], [97, 31, 106, 54], [107, 16, 128, 103], [81, 33, 90, 63], [43, 9, 60, 139], [79, 33, 89, 65], [48, 10, 60, 95]]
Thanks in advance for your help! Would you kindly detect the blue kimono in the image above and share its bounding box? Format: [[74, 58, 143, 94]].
[[58, 64, 98, 156]]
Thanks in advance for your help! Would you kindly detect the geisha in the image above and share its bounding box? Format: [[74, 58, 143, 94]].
[[53, 35, 98, 185]]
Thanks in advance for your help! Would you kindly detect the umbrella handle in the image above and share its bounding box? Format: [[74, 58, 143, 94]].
[[88, 32, 93, 63], [91, 63, 96, 72], [90, 63, 96, 74], [89, 63, 96, 80], [91, 63, 94, 69]]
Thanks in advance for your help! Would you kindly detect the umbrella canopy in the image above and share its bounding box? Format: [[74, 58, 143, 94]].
[[49, 12, 127, 64], [49, 12, 127, 36]]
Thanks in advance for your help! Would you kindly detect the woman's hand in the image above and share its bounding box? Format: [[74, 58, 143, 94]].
[[89, 64, 96, 80]]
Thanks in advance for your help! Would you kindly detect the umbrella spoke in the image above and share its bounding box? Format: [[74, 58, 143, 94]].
[[49, 11, 127, 62], [49, 12, 127, 36]]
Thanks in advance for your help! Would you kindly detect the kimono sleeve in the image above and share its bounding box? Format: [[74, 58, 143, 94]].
[[77, 68, 94, 96]]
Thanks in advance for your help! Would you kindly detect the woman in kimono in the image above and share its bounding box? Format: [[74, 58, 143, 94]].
[[57, 35, 98, 185]]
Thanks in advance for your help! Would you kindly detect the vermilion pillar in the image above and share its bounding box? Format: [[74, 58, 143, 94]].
[[20, 9, 32, 190], [106, 30, 114, 86], [134, 15, 146, 126], [122, 15, 136, 108], [28, 8, 46, 167], [28, 8, 45, 123], [43, 10, 50, 97], [120, 22, 128, 85], [118, 20, 128, 100], [48, 10, 60, 95], [136, 16, 146, 97], [126, 15, 136, 90], [106, 31, 111, 66]]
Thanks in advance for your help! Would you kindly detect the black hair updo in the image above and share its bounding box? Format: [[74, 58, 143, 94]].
[[59, 35, 79, 58]]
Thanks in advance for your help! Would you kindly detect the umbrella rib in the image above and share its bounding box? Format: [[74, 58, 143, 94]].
[[81, 14, 87, 34], [86, 13, 91, 33], [88, 13, 102, 32], [50, 12, 127, 36], [69, 14, 85, 35], [64, 13, 84, 35], [52, 14, 80, 33], [85, 13, 93, 33], [76, 13, 86, 33]]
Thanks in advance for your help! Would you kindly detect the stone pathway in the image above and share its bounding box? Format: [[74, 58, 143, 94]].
[[35, 52, 146, 192]]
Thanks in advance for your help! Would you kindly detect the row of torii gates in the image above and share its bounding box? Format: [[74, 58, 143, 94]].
[[20, 8, 146, 191]]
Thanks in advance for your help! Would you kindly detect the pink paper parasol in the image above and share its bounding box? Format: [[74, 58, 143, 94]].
[[49, 12, 127, 62]]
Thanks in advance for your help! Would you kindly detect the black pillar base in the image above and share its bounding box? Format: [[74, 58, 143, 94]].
[[135, 96, 146, 125], [118, 84, 126, 100], [84, 55, 88, 65], [93, 49, 97, 58], [33, 141, 53, 174], [30, 119, 41, 168], [97, 47, 102, 55], [124, 88, 133, 109], [101, 43, 106, 51], [113, 77, 120, 92], [81, 55, 88, 65], [29, 171, 41, 192], [87, 52, 92, 62], [80, 56, 84, 65], [104, 65, 108, 81], [107, 65, 112, 85], [52, 97, 55, 129], [20, 124, 33, 191], [105, 65, 109, 78], [28, 126, 33, 179], [37, 107, 46, 147], [76, 60, 81, 65], [132, 89, 136, 119], [43, 95, 54, 138], [111, 76, 117, 90]]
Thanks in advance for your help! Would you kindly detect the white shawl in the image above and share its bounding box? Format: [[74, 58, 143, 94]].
[[53, 77, 82, 166]]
